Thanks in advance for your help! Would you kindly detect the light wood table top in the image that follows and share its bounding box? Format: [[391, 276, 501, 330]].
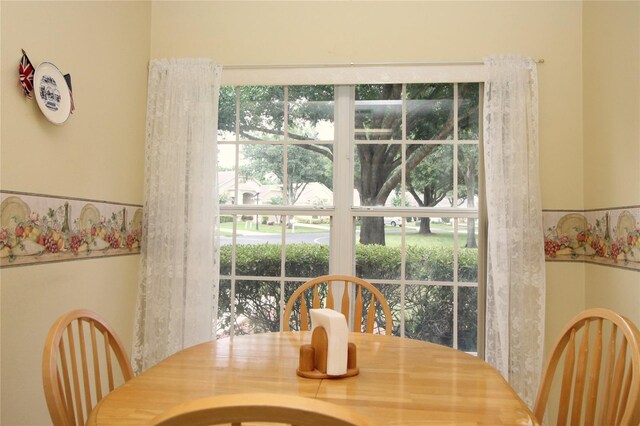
[[88, 332, 536, 425]]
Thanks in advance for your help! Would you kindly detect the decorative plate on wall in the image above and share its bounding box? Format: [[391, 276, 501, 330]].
[[556, 213, 587, 239], [79, 204, 100, 231], [0, 196, 30, 227], [33, 62, 72, 125], [616, 211, 636, 237]]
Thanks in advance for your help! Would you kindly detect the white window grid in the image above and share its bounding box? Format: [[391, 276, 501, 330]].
[[218, 81, 482, 353]]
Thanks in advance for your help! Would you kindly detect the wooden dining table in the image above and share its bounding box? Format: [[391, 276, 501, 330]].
[[88, 331, 536, 425]]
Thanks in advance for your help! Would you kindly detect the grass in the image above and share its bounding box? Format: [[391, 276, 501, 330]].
[[220, 219, 478, 249], [385, 229, 476, 249]]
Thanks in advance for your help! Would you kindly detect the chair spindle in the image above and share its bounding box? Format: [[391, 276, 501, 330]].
[[558, 328, 577, 425], [570, 319, 591, 425], [354, 287, 364, 332], [300, 297, 310, 331], [341, 281, 350, 319]]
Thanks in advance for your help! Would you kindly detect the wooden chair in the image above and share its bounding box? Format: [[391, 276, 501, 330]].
[[42, 309, 134, 426], [533, 308, 640, 425], [150, 392, 371, 426], [283, 274, 393, 335]]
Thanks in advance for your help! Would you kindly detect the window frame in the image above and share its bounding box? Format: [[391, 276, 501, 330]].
[[218, 65, 485, 357]]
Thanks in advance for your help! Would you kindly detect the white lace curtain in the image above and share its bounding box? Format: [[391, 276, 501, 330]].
[[483, 56, 546, 408], [132, 59, 221, 373]]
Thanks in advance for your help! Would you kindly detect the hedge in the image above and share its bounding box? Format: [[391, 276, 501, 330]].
[[218, 243, 478, 351]]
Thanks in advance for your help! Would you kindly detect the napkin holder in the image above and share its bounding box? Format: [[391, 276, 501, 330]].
[[296, 309, 359, 379]]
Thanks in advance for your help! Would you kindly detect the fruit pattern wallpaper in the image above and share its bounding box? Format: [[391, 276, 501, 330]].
[[0, 191, 142, 267], [543, 207, 640, 272], [2, 190, 638, 272]]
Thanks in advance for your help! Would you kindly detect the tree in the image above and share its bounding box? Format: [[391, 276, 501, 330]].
[[456, 83, 480, 248], [240, 144, 332, 205], [353, 84, 457, 244], [406, 144, 454, 234], [458, 145, 478, 248], [221, 85, 334, 206]]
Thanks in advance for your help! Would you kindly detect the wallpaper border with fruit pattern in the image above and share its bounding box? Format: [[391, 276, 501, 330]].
[[1, 190, 142, 268], [543, 206, 640, 272], [3, 190, 638, 272]]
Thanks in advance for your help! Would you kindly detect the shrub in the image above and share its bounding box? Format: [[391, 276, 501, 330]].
[[219, 243, 478, 286]]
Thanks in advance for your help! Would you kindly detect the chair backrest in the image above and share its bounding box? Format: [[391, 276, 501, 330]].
[[42, 309, 134, 426], [149, 392, 371, 426], [533, 308, 640, 425], [283, 274, 393, 335]]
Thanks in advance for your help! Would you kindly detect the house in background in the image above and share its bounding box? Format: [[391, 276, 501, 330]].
[[1, 2, 638, 425]]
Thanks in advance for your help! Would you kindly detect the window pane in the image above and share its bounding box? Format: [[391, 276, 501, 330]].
[[234, 280, 280, 335], [406, 217, 454, 281], [355, 216, 401, 279], [239, 86, 285, 141], [404, 284, 453, 346], [457, 144, 479, 208], [458, 83, 480, 140], [218, 86, 237, 141], [288, 85, 334, 141], [457, 286, 478, 353], [405, 144, 453, 209], [218, 146, 237, 205], [217, 279, 231, 338], [459, 219, 479, 283], [219, 215, 235, 252], [234, 238, 281, 276], [353, 144, 402, 207], [372, 283, 401, 336], [407, 83, 453, 140], [284, 215, 330, 277], [287, 145, 333, 206], [355, 84, 402, 140], [240, 144, 284, 205]]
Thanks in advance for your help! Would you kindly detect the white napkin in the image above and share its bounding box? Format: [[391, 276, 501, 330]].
[[310, 308, 348, 375]]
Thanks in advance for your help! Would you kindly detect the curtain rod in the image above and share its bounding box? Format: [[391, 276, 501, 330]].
[[222, 59, 544, 70]]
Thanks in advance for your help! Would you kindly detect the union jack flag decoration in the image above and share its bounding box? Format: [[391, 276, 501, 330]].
[[18, 49, 35, 98], [64, 73, 75, 114]]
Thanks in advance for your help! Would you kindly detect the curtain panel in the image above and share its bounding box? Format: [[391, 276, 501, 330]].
[[132, 59, 221, 373], [483, 56, 546, 408]]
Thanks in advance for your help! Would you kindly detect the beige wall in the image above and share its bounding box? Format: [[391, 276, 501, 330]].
[[582, 2, 640, 325], [150, 1, 585, 210], [583, 1, 639, 210], [150, 0, 587, 382], [0, 1, 150, 425]]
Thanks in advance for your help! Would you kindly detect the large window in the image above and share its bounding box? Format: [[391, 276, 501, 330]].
[[217, 79, 481, 353]]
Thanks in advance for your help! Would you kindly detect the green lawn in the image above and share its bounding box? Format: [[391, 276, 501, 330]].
[[220, 219, 478, 249], [385, 228, 477, 248]]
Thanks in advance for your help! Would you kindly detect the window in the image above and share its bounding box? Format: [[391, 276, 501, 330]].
[[217, 85, 335, 336], [217, 74, 481, 353], [351, 83, 480, 351]]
